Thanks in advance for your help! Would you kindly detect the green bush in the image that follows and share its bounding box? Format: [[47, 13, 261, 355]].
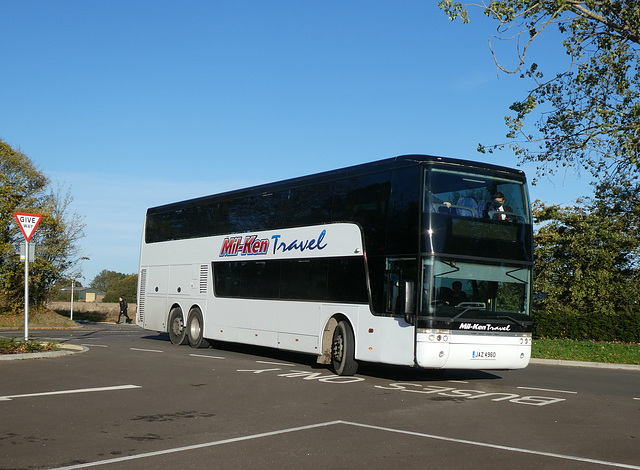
[[533, 307, 640, 343]]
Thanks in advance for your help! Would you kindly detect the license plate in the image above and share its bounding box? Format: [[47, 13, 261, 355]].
[[471, 351, 497, 359]]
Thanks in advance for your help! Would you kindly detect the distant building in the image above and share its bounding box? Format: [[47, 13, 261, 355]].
[[59, 287, 106, 302]]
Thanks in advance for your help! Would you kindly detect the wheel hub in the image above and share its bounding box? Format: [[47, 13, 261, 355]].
[[171, 318, 183, 336], [332, 335, 344, 362]]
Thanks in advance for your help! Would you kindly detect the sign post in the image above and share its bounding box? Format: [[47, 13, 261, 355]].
[[13, 212, 43, 341]]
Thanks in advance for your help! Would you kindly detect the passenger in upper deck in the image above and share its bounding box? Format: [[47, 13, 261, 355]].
[[484, 192, 512, 221], [429, 193, 452, 213]]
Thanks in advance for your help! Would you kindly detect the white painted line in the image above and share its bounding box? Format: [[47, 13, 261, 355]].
[[130, 348, 163, 353], [633, 398, 640, 401], [81, 344, 108, 348], [0, 385, 141, 402], [189, 353, 225, 359], [343, 421, 640, 470], [237, 368, 282, 374], [256, 360, 294, 366], [447, 380, 469, 384], [47, 420, 640, 470], [49, 421, 342, 469], [517, 386, 577, 394]]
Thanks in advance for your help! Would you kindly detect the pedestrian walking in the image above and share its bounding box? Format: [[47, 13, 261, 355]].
[[117, 296, 131, 324]]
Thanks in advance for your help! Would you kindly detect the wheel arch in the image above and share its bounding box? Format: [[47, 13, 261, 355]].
[[318, 312, 356, 365], [187, 303, 205, 320]]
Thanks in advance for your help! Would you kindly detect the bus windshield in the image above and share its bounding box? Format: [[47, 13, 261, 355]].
[[421, 259, 531, 323]]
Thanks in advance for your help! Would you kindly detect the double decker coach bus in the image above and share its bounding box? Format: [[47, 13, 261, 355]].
[[137, 155, 533, 375]]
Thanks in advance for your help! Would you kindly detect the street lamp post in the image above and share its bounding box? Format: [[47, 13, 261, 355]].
[[70, 257, 89, 322], [70, 280, 75, 321]]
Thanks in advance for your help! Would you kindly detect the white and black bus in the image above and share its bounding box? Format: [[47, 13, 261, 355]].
[[137, 155, 533, 375]]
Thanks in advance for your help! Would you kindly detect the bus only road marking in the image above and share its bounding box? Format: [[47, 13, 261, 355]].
[[234, 366, 566, 405], [374, 382, 566, 406], [256, 360, 295, 366], [518, 386, 578, 394]]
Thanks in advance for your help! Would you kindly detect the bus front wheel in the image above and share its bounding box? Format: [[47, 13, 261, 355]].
[[187, 308, 209, 349], [168, 307, 188, 345], [331, 320, 358, 376]]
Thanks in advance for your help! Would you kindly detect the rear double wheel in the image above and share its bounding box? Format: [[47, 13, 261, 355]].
[[331, 320, 358, 376], [168, 307, 188, 345], [187, 308, 209, 349]]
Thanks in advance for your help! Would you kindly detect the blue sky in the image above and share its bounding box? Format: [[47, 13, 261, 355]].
[[1, 1, 594, 284]]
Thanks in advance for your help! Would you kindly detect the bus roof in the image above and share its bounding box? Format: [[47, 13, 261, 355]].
[[148, 154, 527, 212]]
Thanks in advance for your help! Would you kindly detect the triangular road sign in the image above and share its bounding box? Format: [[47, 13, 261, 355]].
[[14, 212, 43, 242]]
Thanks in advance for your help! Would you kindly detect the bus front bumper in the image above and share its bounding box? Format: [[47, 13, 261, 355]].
[[416, 330, 531, 369]]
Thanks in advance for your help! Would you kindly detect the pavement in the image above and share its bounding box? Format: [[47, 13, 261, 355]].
[[528, 358, 640, 370]]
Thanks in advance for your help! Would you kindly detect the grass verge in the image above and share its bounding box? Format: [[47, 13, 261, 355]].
[[0, 310, 80, 329], [531, 338, 640, 365], [0, 338, 56, 354], [0, 310, 80, 354]]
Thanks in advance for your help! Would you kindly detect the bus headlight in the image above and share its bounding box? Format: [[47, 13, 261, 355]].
[[518, 335, 532, 345], [418, 329, 450, 342]]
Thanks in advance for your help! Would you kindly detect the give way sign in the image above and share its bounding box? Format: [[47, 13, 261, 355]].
[[14, 212, 43, 242]]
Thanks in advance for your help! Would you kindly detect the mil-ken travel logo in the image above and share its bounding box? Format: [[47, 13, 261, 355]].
[[219, 229, 327, 257]]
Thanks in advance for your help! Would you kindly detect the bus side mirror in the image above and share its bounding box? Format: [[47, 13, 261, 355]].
[[404, 280, 415, 325]]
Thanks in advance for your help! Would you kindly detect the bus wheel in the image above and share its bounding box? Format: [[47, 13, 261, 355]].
[[331, 320, 358, 376], [187, 308, 209, 349], [168, 307, 188, 345]]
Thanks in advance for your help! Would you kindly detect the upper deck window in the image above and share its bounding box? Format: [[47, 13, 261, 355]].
[[425, 167, 533, 261], [427, 168, 530, 225]]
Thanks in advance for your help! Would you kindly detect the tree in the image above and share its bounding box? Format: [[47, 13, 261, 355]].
[[532, 181, 640, 340], [90, 269, 126, 293], [90, 270, 137, 303], [0, 140, 85, 312], [103, 274, 138, 304], [438, 0, 640, 183]]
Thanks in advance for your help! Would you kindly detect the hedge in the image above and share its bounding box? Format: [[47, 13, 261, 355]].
[[532, 307, 640, 343]]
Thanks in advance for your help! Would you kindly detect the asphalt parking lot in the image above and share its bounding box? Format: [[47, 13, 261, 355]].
[[1, 323, 639, 470]]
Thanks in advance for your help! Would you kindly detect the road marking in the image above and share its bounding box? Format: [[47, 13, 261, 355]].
[[81, 343, 108, 348], [344, 421, 640, 470], [190, 354, 225, 359], [633, 398, 640, 401], [237, 368, 282, 374], [50, 421, 343, 469], [130, 348, 163, 353], [257, 360, 294, 366], [48, 420, 640, 470], [517, 386, 577, 394], [0, 385, 141, 402]]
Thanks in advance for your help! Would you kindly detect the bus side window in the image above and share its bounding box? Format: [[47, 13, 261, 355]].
[[383, 257, 418, 319], [384, 271, 401, 313]]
